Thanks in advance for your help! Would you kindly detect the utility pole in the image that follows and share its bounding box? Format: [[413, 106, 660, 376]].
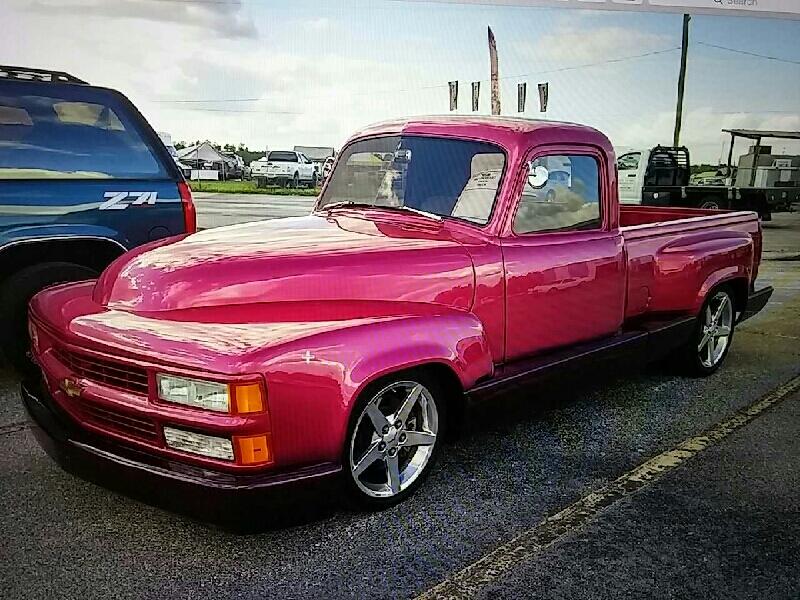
[[673, 13, 690, 147], [488, 26, 500, 116]]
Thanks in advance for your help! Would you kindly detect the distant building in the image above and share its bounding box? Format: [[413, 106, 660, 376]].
[[735, 145, 800, 189], [294, 145, 335, 170]]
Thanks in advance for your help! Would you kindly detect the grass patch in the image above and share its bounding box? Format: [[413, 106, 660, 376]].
[[189, 180, 319, 196]]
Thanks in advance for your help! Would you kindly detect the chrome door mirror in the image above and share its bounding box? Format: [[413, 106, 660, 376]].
[[527, 163, 549, 188]]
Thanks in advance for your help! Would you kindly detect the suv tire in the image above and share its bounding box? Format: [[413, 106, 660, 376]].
[[0, 262, 97, 373]]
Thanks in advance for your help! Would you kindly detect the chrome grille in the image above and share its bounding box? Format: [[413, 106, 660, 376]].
[[53, 347, 149, 395]]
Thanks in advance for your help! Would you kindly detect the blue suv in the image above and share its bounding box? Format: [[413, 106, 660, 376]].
[[0, 66, 196, 371]]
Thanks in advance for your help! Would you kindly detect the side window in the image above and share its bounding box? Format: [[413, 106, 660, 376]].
[[617, 152, 641, 171], [513, 154, 601, 234]]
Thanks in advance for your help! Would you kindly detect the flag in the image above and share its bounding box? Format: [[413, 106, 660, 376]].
[[449, 81, 458, 111], [517, 82, 527, 113], [489, 26, 500, 115], [538, 82, 549, 113]]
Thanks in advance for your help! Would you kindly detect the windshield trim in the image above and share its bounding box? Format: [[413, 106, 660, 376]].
[[314, 133, 509, 230]]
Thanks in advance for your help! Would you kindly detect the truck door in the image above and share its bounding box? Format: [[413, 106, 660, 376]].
[[501, 148, 626, 361], [617, 151, 643, 204]]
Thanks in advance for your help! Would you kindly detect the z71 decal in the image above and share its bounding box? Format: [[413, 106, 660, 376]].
[[99, 191, 158, 210]]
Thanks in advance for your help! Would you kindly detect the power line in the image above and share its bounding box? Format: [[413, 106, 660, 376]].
[[150, 46, 680, 105], [697, 41, 800, 65], [501, 46, 681, 81], [167, 107, 302, 114]]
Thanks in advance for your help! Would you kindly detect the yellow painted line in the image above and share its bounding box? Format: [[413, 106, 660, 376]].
[[416, 374, 800, 600]]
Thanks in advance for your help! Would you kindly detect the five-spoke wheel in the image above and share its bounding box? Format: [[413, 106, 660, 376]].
[[677, 286, 736, 376], [345, 374, 444, 507], [698, 290, 734, 369]]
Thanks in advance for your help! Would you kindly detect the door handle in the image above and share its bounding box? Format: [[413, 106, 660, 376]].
[[627, 174, 637, 178]]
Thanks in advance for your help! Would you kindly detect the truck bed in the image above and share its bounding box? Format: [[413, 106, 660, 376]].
[[619, 204, 755, 227], [619, 205, 762, 320]]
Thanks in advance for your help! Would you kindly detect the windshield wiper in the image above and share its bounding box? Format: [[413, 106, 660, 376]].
[[320, 201, 376, 211], [320, 201, 442, 221]]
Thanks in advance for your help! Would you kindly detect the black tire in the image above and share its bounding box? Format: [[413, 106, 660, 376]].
[[674, 285, 736, 377], [310, 172, 318, 188], [0, 262, 97, 373], [342, 369, 446, 510], [290, 173, 299, 189]]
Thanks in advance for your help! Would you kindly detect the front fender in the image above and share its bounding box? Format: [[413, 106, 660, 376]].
[[259, 311, 493, 468]]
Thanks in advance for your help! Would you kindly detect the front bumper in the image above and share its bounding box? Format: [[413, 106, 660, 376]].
[[21, 379, 341, 526]]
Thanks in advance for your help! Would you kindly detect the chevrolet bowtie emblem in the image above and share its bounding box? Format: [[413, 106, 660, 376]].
[[59, 377, 83, 398]]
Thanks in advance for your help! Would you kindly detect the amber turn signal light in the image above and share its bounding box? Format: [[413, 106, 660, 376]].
[[234, 434, 272, 465], [232, 382, 265, 414]]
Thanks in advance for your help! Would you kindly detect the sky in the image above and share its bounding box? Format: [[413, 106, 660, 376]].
[[2, 0, 799, 164]]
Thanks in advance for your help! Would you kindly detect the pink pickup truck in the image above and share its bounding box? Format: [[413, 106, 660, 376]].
[[23, 116, 772, 512]]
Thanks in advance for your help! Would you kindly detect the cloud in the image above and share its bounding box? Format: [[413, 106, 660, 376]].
[[22, 0, 258, 39], [518, 25, 672, 63], [304, 17, 331, 32]]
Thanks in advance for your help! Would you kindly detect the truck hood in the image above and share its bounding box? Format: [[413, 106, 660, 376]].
[[93, 213, 476, 315]]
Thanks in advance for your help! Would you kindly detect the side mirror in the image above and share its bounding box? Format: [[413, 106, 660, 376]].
[[527, 163, 549, 188]]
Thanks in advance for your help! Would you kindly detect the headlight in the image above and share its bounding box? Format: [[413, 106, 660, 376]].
[[157, 374, 229, 412], [163, 426, 234, 461], [156, 374, 266, 414]]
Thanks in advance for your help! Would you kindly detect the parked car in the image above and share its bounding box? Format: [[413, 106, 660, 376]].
[[157, 131, 192, 179], [22, 116, 771, 516], [251, 150, 317, 188], [0, 65, 196, 371]]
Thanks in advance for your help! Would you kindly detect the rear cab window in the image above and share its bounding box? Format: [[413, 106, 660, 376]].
[[0, 82, 169, 180], [267, 151, 298, 162]]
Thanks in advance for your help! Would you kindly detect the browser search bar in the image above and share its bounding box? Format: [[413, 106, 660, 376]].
[[649, 0, 800, 14]]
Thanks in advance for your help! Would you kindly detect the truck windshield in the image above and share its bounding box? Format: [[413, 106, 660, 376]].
[[0, 84, 167, 179], [318, 135, 506, 225]]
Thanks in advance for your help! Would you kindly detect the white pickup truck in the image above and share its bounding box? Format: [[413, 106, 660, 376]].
[[617, 146, 770, 218], [250, 150, 318, 188]]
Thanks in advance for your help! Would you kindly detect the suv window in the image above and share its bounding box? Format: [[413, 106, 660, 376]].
[[0, 85, 167, 179], [267, 151, 298, 162], [513, 154, 601, 234]]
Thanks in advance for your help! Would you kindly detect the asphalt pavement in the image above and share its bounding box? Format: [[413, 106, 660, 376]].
[[194, 191, 316, 228], [1, 204, 798, 599]]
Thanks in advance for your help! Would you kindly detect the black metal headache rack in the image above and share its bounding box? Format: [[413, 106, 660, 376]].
[[0, 65, 87, 85]]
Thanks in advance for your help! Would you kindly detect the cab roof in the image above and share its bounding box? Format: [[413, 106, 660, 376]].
[[349, 115, 614, 155]]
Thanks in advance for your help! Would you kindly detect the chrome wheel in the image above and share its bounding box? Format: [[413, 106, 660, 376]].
[[349, 381, 439, 499], [698, 291, 734, 368]]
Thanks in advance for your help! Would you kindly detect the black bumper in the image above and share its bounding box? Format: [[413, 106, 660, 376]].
[[21, 379, 341, 528], [739, 286, 774, 323]]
